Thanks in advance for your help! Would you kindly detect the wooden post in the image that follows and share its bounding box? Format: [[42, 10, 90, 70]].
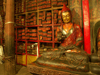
[[82, 0, 91, 54], [4, 0, 15, 75]]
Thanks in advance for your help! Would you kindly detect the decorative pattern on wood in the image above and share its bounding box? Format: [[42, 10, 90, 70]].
[[69, 0, 83, 28], [27, 63, 77, 75]]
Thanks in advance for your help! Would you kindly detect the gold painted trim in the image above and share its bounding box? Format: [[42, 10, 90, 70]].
[[5, 22, 14, 24], [62, 23, 74, 38], [66, 27, 74, 38], [76, 37, 83, 42]]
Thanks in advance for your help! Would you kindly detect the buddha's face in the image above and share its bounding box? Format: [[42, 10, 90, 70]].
[[62, 11, 71, 24]]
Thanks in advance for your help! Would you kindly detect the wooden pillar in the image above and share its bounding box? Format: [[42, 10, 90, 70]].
[[4, 0, 15, 75], [82, 0, 91, 54]]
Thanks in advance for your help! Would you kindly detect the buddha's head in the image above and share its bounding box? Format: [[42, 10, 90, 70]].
[[61, 4, 72, 24]]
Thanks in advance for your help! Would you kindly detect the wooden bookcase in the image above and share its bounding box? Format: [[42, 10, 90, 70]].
[[14, 0, 68, 66]]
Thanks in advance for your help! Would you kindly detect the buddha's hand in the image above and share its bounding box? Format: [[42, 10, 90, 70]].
[[57, 31, 66, 41], [57, 31, 63, 41]]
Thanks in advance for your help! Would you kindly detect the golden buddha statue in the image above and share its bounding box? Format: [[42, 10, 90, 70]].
[[31, 4, 100, 75], [56, 4, 83, 48], [35, 4, 89, 72]]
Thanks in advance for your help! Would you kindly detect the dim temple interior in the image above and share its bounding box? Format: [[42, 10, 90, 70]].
[[1, 0, 100, 75]]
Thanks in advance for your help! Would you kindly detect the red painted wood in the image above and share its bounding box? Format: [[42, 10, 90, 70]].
[[27, 40, 38, 42], [16, 63, 26, 66], [52, 14, 55, 48], [25, 31, 27, 65], [27, 54, 37, 56], [17, 53, 26, 55], [17, 39, 26, 41], [82, 0, 91, 54], [15, 26, 25, 28], [53, 24, 61, 26], [39, 40, 53, 43], [39, 24, 52, 27], [37, 26, 40, 57], [26, 25, 40, 27]]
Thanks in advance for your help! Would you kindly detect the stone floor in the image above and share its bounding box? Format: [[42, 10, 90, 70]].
[[0, 64, 33, 75]]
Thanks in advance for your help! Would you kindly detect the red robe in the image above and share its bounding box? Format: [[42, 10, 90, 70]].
[[56, 23, 83, 47]]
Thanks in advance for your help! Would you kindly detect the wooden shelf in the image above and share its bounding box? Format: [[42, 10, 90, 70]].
[[39, 40, 53, 43], [15, 12, 26, 15], [14, 0, 68, 66], [39, 24, 52, 27], [27, 40, 38, 42], [26, 11, 37, 14], [15, 6, 63, 16], [15, 25, 40, 28], [52, 6, 63, 10], [15, 25, 55, 28], [39, 8, 52, 11], [15, 26, 25, 28], [17, 39, 26, 41], [16, 53, 26, 55], [54, 41, 61, 43], [26, 25, 40, 27], [54, 24, 61, 26]]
